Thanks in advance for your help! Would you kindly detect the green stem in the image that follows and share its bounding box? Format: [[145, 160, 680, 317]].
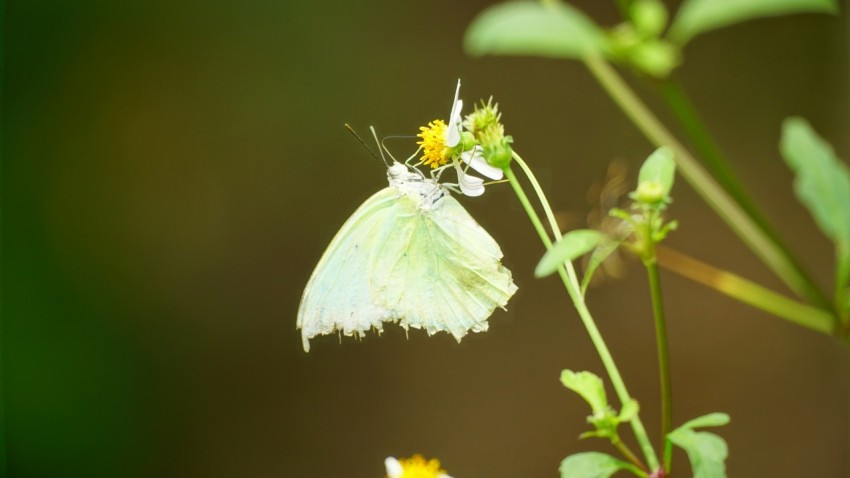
[[656, 79, 827, 308], [583, 55, 830, 311], [657, 80, 765, 230], [612, 435, 648, 475], [642, 234, 673, 471], [656, 245, 835, 335], [835, 241, 850, 326], [507, 153, 660, 470]]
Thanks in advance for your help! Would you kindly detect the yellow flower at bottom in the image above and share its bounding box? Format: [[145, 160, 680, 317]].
[[417, 120, 451, 168], [385, 455, 452, 478]]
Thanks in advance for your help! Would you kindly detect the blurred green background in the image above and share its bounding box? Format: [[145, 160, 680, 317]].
[[4, 0, 849, 476]]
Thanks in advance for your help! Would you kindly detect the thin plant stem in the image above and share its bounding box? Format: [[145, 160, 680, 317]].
[[582, 55, 830, 311], [835, 242, 850, 326], [642, 231, 673, 471], [612, 435, 648, 475], [655, 245, 835, 335], [656, 79, 765, 229], [506, 153, 660, 470]]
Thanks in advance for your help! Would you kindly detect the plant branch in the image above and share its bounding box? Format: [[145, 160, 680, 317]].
[[656, 79, 827, 307], [655, 245, 834, 335], [507, 152, 660, 470], [583, 55, 829, 311]]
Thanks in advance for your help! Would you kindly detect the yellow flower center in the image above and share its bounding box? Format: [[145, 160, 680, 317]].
[[417, 120, 451, 168], [393, 454, 446, 478]]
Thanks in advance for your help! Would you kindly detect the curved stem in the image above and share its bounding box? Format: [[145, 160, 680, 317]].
[[656, 79, 827, 308], [656, 79, 759, 222], [583, 55, 830, 311], [507, 153, 660, 470]]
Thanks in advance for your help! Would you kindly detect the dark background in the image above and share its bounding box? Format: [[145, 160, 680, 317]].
[[4, 1, 849, 476]]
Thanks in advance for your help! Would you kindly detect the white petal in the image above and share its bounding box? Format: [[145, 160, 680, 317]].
[[446, 80, 463, 147], [459, 171, 485, 197], [462, 149, 504, 180], [438, 474, 454, 478], [385, 457, 403, 478]]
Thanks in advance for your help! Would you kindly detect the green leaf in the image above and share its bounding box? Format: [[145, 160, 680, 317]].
[[668, 413, 730, 478], [637, 146, 676, 196], [560, 452, 642, 478], [667, 429, 728, 478], [536, 230, 604, 278], [677, 412, 731, 430], [581, 240, 621, 296], [560, 370, 608, 415], [465, 1, 607, 60], [669, 0, 838, 45], [780, 117, 850, 247]]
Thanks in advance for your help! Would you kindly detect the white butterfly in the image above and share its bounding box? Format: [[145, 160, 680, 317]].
[[296, 160, 517, 352], [297, 81, 517, 352]]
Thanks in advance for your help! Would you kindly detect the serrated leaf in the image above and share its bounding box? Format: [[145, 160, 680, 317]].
[[668, 429, 728, 478], [560, 370, 608, 415], [669, 0, 838, 45], [465, 1, 607, 60], [581, 240, 621, 296], [638, 146, 676, 196], [780, 117, 850, 247], [536, 230, 604, 278], [560, 452, 641, 478]]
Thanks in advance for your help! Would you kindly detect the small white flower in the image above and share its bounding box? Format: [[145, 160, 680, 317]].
[[442, 80, 502, 196], [385, 457, 405, 478], [384, 455, 453, 478]]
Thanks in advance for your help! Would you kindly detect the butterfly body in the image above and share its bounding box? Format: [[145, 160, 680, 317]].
[[297, 162, 517, 352]]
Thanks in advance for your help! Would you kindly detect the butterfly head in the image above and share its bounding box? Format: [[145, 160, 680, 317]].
[[387, 162, 447, 209]]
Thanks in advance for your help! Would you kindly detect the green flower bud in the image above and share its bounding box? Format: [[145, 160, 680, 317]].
[[631, 0, 668, 39], [483, 140, 513, 170], [635, 179, 666, 205]]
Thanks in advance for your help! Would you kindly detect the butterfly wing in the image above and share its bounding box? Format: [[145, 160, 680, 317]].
[[297, 187, 402, 352], [298, 183, 517, 351], [370, 193, 517, 341]]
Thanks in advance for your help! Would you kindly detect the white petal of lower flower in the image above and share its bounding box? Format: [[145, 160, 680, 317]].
[[385, 457, 404, 478], [462, 149, 504, 180], [438, 474, 453, 478]]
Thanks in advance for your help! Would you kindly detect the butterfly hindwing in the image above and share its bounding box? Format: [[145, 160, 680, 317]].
[[368, 191, 517, 341]]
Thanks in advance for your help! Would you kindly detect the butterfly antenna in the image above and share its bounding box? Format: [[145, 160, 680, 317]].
[[368, 126, 393, 167], [344, 123, 387, 168], [379, 133, 418, 166]]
